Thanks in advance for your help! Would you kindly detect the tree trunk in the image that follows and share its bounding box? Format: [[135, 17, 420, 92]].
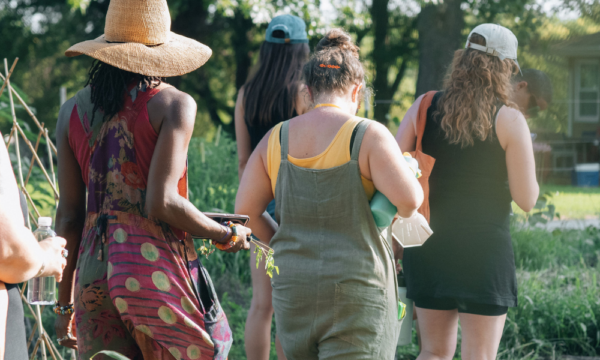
[[371, 0, 391, 124], [232, 10, 255, 91], [415, 0, 464, 97]]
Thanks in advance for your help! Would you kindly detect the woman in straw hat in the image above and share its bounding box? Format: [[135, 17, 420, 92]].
[[396, 24, 538, 359], [54, 1, 251, 359], [234, 14, 310, 360]]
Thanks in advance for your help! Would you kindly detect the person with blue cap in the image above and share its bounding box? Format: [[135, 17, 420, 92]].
[[234, 14, 310, 360]]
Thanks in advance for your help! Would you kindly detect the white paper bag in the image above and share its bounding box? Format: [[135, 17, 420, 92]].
[[391, 213, 433, 248]]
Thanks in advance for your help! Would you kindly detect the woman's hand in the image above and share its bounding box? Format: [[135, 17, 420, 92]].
[[38, 237, 67, 282], [222, 225, 252, 254], [55, 313, 77, 350]]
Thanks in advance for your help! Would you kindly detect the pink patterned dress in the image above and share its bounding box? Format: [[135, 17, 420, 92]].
[[69, 83, 232, 360]]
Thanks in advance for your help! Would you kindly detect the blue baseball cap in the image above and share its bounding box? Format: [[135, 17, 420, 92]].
[[265, 14, 309, 44]]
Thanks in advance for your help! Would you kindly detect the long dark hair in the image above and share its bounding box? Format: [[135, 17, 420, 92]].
[[243, 36, 309, 127], [86, 60, 162, 125]]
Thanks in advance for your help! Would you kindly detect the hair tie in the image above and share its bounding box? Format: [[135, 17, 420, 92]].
[[319, 64, 340, 69]]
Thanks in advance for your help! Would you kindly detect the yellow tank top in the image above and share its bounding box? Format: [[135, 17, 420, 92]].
[[267, 118, 376, 200]]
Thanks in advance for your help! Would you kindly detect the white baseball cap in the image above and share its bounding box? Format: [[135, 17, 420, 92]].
[[465, 24, 520, 71]]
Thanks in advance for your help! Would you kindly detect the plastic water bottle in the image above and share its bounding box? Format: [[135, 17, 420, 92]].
[[27, 217, 57, 305]]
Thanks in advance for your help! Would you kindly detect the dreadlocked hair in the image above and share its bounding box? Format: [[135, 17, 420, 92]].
[[86, 60, 163, 125]]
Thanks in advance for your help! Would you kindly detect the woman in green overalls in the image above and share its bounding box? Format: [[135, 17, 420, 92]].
[[236, 29, 423, 359]]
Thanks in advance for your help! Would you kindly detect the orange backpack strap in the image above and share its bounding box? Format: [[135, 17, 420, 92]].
[[415, 91, 437, 151]]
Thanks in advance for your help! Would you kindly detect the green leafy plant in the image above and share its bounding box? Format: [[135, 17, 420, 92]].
[[253, 236, 279, 278], [528, 191, 559, 226]]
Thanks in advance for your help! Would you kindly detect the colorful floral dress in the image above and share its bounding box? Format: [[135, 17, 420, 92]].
[[69, 84, 232, 360]]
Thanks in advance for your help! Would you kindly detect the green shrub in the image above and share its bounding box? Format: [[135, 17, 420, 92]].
[[512, 224, 600, 270]]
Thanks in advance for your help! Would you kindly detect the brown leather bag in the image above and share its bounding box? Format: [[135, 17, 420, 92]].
[[409, 91, 437, 223]]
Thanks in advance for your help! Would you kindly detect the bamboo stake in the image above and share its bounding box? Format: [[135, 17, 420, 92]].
[[30, 337, 42, 360], [25, 127, 44, 186], [22, 187, 42, 219], [46, 334, 65, 360], [0, 71, 57, 156], [45, 129, 57, 193], [42, 333, 58, 360], [26, 321, 38, 350], [5, 123, 15, 148], [14, 122, 59, 199], [5, 60, 25, 188], [29, 210, 39, 228], [0, 57, 17, 98], [20, 292, 39, 324], [36, 304, 48, 360]]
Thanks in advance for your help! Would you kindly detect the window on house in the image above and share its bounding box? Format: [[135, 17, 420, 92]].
[[576, 61, 600, 121]]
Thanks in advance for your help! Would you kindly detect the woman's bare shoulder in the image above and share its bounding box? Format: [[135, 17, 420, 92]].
[[496, 106, 529, 149]]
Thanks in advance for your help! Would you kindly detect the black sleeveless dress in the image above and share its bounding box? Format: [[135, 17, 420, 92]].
[[403, 92, 517, 307]]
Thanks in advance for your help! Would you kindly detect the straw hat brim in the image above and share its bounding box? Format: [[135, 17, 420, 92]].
[[65, 32, 212, 77]]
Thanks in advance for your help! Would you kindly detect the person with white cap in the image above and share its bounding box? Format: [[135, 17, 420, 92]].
[[395, 24, 539, 359], [54, 0, 251, 359]]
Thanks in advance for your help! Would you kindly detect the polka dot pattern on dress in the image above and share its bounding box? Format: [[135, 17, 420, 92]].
[[113, 228, 128, 243], [141, 242, 159, 262], [152, 271, 171, 291], [125, 277, 140, 292], [187, 345, 201, 359], [158, 305, 177, 324], [169, 347, 182, 360], [136, 325, 153, 338], [115, 298, 128, 313]]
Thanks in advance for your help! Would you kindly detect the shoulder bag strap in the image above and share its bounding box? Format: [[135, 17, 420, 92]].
[[415, 91, 437, 152]]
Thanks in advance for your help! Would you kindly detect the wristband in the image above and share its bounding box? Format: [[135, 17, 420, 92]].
[[216, 226, 231, 244], [53, 303, 74, 316]]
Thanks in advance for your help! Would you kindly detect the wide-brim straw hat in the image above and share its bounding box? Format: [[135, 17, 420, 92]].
[[65, 0, 212, 77]]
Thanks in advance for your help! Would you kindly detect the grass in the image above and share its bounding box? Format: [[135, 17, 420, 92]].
[[513, 185, 600, 220]]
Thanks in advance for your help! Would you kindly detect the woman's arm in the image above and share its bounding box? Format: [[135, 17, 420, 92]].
[[395, 94, 424, 152], [0, 131, 66, 283], [235, 87, 253, 180], [55, 97, 87, 307], [496, 107, 539, 212], [235, 132, 277, 243], [361, 122, 424, 218], [146, 88, 250, 252]]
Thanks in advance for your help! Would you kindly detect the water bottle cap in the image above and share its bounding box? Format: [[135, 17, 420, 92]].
[[38, 217, 53, 227]]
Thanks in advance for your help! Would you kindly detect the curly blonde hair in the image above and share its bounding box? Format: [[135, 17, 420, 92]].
[[435, 33, 520, 147]]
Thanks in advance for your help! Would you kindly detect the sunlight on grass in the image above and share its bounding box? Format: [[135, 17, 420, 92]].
[[513, 185, 600, 220]]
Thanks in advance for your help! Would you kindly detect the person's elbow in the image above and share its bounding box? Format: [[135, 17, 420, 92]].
[[515, 184, 540, 213], [146, 189, 169, 220], [396, 186, 424, 218], [0, 244, 41, 283]]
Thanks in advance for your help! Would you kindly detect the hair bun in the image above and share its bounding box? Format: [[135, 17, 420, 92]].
[[316, 29, 359, 58]]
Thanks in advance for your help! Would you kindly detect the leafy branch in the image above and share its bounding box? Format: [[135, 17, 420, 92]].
[[252, 235, 279, 278], [197, 235, 279, 278]]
